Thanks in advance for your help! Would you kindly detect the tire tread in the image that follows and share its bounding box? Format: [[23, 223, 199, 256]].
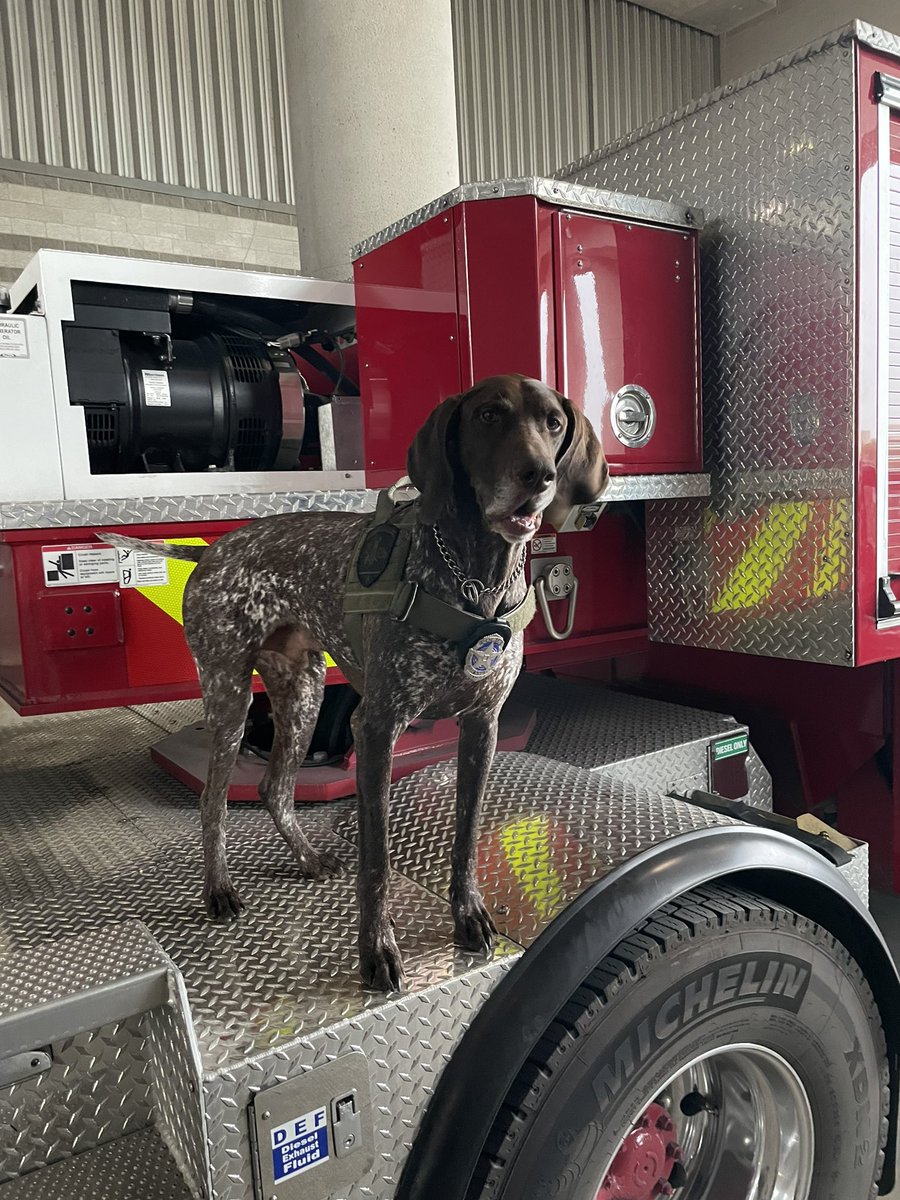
[[471, 883, 890, 1199]]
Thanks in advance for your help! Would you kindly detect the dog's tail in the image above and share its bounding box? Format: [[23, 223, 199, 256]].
[[99, 531, 208, 563]]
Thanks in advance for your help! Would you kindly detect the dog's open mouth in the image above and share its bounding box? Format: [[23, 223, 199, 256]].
[[494, 504, 544, 539]]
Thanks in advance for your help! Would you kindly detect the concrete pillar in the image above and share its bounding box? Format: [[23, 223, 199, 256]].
[[283, 0, 461, 281]]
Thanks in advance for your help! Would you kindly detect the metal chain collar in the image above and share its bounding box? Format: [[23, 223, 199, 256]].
[[433, 526, 527, 608]]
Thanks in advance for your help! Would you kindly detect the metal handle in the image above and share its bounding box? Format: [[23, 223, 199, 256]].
[[535, 573, 578, 641], [611, 384, 656, 448]]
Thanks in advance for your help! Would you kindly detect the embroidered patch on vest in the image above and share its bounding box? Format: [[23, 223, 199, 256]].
[[356, 525, 400, 587]]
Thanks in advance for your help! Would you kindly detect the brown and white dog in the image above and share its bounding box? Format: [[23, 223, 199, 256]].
[[106, 375, 607, 990]]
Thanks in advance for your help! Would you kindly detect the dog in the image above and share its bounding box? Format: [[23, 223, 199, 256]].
[[105, 375, 607, 991]]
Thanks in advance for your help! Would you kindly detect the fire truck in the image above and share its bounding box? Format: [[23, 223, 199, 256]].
[[0, 20, 899, 1200]]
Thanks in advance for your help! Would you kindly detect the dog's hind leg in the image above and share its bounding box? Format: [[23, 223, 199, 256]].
[[255, 632, 335, 878], [195, 655, 255, 922]]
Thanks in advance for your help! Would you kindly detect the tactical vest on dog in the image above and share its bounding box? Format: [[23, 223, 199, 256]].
[[343, 488, 536, 678]]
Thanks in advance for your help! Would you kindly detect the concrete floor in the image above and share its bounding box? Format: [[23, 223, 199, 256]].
[[3, 694, 900, 1191]]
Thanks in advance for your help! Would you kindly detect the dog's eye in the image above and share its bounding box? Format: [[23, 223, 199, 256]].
[[480, 408, 500, 424], [547, 415, 564, 432]]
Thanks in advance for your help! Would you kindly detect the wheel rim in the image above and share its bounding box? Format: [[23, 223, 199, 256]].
[[595, 1044, 814, 1200]]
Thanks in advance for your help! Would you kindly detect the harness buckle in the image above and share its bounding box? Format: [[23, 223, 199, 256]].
[[390, 580, 419, 623]]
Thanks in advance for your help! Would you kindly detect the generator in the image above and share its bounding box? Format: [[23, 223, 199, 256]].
[[3, 20, 900, 1200]]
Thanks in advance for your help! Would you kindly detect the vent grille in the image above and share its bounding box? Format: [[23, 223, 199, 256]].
[[85, 407, 118, 446], [237, 417, 268, 449], [221, 335, 269, 384]]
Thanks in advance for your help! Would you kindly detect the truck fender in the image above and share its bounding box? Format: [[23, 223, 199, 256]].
[[396, 824, 900, 1200]]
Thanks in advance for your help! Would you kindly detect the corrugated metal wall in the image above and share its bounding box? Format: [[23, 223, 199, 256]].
[[0, 0, 714, 204], [0, 0, 294, 204], [451, 0, 717, 181]]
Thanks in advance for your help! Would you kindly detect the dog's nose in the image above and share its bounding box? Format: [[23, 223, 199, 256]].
[[520, 461, 556, 489]]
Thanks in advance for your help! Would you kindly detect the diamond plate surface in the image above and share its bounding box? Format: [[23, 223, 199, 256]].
[[129, 700, 207, 734], [351, 175, 700, 259], [146, 985, 209, 1200], [0, 707, 517, 1076], [0, 490, 376, 530], [0, 1128, 193, 1199], [560, 41, 857, 664], [517, 674, 771, 809], [746, 747, 773, 811], [602, 472, 711, 501], [202, 959, 514, 1200], [334, 753, 744, 947], [0, 1015, 155, 1183], [0, 921, 166, 1022], [0, 698, 863, 1199]]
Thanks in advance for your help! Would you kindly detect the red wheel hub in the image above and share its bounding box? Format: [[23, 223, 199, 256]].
[[596, 1101, 683, 1200]]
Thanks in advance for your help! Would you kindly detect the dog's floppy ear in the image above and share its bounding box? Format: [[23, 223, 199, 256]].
[[544, 393, 608, 528], [406, 392, 466, 525]]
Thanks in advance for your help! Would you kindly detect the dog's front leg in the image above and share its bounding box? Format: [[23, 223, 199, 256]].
[[451, 709, 500, 953], [352, 702, 407, 992]]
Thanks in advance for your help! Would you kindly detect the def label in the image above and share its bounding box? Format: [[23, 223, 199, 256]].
[[271, 1106, 330, 1182]]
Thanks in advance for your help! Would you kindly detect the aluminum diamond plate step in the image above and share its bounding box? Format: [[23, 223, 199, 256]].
[[0, 1128, 192, 1199], [517, 674, 773, 808], [0, 690, 864, 1198]]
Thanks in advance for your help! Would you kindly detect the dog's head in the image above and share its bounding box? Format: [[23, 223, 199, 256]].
[[407, 375, 608, 543]]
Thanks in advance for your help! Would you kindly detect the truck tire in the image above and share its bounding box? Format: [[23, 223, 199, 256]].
[[471, 883, 889, 1200]]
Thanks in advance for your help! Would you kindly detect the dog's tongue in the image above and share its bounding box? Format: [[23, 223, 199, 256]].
[[500, 511, 542, 537]]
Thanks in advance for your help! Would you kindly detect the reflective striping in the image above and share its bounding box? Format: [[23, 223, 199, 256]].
[[134, 537, 208, 625], [134, 537, 337, 670], [497, 814, 566, 922], [809, 498, 851, 599], [711, 502, 812, 612]]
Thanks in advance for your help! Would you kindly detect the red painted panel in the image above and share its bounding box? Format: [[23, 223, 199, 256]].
[[0, 521, 296, 714], [354, 212, 462, 488], [554, 210, 701, 472], [524, 510, 647, 659], [856, 44, 900, 665], [455, 196, 556, 388], [887, 112, 900, 574], [0, 543, 25, 706]]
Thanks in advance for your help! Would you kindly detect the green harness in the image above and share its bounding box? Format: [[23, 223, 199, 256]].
[[342, 489, 537, 677]]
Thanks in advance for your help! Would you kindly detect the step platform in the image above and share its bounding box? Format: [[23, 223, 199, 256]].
[[0, 687, 857, 1198], [148, 674, 772, 808]]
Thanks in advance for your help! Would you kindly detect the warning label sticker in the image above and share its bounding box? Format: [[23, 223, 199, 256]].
[[711, 733, 749, 762], [114, 545, 170, 588], [142, 369, 172, 407], [41, 543, 170, 589], [271, 1106, 330, 1183], [0, 317, 29, 359], [42, 545, 119, 587]]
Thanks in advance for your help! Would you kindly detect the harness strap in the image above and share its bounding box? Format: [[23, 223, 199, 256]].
[[342, 490, 537, 671]]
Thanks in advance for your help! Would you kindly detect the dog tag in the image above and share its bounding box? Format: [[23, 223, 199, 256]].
[[463, 632, 508, 680]]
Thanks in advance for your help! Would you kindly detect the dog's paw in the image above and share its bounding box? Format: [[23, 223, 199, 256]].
[[205, 885, 245, 923], [359, 930, 404, 993], [452, 893, 498, 955], [295, 846, 342, 879]]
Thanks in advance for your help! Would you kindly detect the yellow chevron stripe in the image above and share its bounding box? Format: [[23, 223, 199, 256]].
[[809, 499, 850, 598], [136, 538, 336, 669], [711, 502, 811, 613], [498, 814, 565, 922]]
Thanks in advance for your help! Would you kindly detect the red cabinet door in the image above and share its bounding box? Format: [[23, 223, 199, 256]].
[[554, 210, 701, 473]]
